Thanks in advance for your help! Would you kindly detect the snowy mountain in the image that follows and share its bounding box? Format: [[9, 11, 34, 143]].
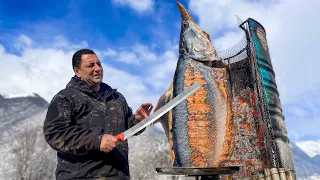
[[296, 141, 320, 158], [0, 93, 48, 135], [314, 155, 320, 164], [290, 142, 320, 178], [0, 94, 54, 180], [0, 93, 320, 179]]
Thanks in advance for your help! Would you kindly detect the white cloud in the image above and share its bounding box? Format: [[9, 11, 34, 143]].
[[132, 44, 157, 62], [100, 65, 160, 110], [0, 45, 75, 102], [112, 0, 154, 13], [146, 50, 177, 89], [283, 88, 320, 141], [116, 51, 138, 64], [189, 0, 276, 35], [214, 31, 245, 51], [103, 43, 157, 65], [105, 48, 117, 56], [14, 34, 33, 50], [0, 35, 171, 112], [53, 35, 88, 50]]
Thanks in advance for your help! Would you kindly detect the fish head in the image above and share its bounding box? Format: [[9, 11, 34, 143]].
[[177, 2, 222, 62]]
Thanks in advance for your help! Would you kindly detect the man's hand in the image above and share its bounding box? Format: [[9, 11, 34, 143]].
[[135, 103, 153, 122], [100, 134, 117, 153]]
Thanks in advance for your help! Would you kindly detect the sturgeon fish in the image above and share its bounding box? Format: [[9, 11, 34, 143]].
[[154, 2, 231, 168]]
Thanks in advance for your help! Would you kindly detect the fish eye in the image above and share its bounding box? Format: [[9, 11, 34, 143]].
[[183, 22, 189, 28]]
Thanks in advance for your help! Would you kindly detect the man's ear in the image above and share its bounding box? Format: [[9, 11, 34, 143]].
[[74, 67, 81, 78]]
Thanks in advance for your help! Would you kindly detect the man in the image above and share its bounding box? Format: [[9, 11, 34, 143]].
[[43, 49, 153, 180]]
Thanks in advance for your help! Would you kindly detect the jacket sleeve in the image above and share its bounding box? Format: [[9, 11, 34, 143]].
[[43, 93, 104, 155]]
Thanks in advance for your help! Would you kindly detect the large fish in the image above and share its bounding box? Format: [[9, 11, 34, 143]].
[[154, 2, 296, 179], [154, 2, 231, 168]]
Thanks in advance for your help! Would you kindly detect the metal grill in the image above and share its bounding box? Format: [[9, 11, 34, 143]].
[[216, 17, 280, 168], [245, 22, 279, 168], [216, 34, 249, 64]]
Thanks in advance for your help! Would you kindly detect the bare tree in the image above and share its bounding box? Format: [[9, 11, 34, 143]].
[[10, 125, 56, 180], [11, 127, 36, 180]]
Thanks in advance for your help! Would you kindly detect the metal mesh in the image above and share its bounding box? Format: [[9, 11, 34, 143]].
[[216, 34, 249, 64]]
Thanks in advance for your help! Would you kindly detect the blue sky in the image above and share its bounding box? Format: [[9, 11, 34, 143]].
[[0, 0, 186, 54], [0, 0, 319, 144]]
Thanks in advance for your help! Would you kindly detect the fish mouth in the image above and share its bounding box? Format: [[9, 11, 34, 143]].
[[177, 2, 192, 22]]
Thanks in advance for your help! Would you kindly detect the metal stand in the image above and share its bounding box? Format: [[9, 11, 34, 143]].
[[156, 166, 240, 180]]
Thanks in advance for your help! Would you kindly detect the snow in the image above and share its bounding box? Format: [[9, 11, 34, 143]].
[[296, 141, 320, 158], [300, 174, 320, 180], [2, 93, 37, 98]]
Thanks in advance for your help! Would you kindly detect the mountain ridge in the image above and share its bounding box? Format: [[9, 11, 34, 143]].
[[0, 93, 48, 135]]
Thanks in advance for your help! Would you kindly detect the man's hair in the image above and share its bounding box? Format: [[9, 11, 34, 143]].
[[72, 48, 96, 69]]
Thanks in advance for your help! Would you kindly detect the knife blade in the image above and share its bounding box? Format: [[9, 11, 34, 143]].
[[115, 82, 200, 141]]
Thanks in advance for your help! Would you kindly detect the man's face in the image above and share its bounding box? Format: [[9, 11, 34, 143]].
[[74, 54, 104, 86]]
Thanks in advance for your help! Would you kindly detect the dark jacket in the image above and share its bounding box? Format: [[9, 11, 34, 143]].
[[43, 76, 143, 180]]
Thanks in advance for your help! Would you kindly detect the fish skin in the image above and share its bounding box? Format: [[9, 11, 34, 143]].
[[171, 56, 229, 167], [154, 2, 230, 167]]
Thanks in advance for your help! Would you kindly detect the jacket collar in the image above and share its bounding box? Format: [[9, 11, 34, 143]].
[[66, 76, 114, 99]]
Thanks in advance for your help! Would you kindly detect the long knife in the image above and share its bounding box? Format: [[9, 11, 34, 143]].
[[115, 82, 200, 141]]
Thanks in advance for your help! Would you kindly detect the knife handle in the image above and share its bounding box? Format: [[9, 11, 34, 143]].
[[115, 132, 124, 141]]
